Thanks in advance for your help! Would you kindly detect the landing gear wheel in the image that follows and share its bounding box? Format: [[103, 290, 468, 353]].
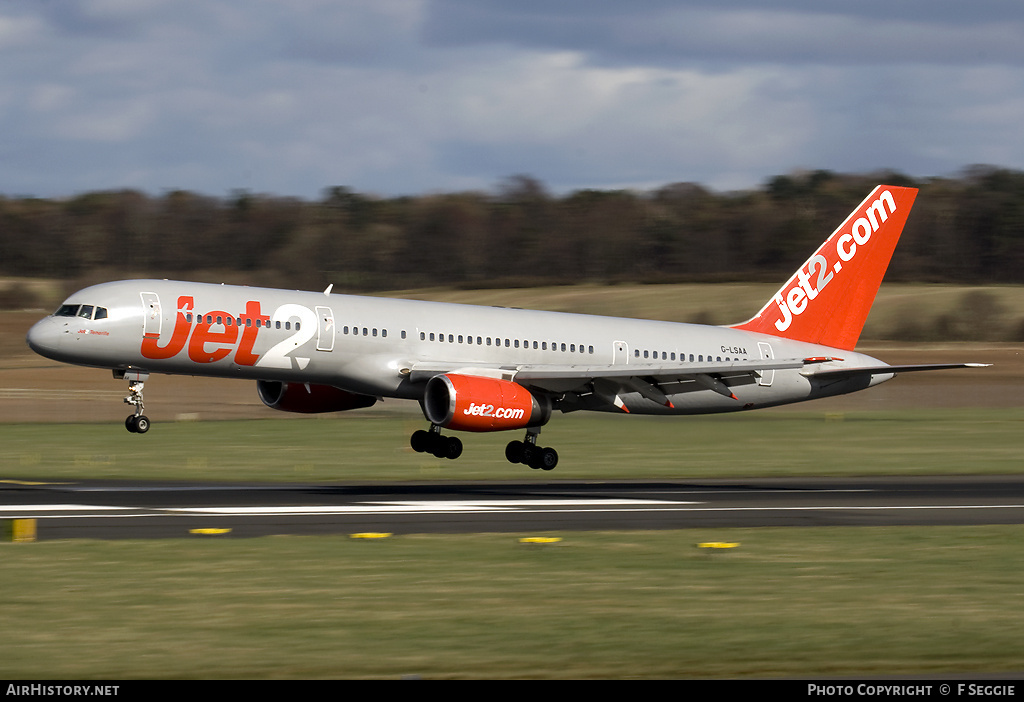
[[537, 447, 558, 471], [411, 426, 463, 461], [125, 415, 150, 434], [442, 436, 463, 460], [505, 440, 524, 464], [507, 433, 558, 470], [410, 430, 431, 453]]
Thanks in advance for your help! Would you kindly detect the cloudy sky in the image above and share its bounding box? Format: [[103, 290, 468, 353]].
[[2, 0, 1023, 199]]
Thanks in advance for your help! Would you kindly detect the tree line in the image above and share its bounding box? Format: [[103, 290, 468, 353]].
[[2, 166, 1023, 295]]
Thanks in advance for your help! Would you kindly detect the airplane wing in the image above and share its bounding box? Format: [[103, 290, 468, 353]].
[[409, 357, 811, 409], [408, 359, 989, 411]]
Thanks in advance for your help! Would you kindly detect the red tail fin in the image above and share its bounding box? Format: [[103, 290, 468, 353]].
[[731, 185, 918, 351]]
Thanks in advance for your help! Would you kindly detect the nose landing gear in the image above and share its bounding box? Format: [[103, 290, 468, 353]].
[[116, 369, 151, 434]]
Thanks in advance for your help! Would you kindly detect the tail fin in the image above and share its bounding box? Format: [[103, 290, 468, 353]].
[[731, 185, 917, 351]]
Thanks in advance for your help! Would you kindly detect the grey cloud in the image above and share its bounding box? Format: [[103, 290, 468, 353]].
[[422, 1, 1024, 66]]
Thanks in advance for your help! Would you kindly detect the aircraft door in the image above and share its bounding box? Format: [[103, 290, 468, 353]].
[[141, 292, 161, 339], [757, 341, 774, 387], [315, 306, 335, 352], [613, 340, 628, 364]]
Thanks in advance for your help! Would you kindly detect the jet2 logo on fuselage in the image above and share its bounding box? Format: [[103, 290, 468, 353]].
[[140, 296, 268, 365]]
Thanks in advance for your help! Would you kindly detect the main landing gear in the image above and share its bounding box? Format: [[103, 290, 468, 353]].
[[410, 425, 463, 460], [409, 426, 558, 470], [116, 369, 151, 434], [505, 430, 558, 471]]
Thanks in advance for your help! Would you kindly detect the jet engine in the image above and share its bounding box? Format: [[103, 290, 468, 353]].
[[257, 380, 377, 414], [423, 374, 550, 432]]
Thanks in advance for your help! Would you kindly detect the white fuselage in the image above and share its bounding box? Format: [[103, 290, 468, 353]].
[[26, 279, 891, 416]]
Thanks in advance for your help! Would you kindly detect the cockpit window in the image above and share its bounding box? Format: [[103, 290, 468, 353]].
[[54, 304, 108, 320]]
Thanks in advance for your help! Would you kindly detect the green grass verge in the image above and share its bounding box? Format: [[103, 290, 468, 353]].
[[2, 527, 1024, 679], [3, 409, 1022, 482]]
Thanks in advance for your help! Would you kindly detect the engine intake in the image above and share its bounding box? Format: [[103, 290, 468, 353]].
[[257, 380, 377, 414], [423, 374, 550, 432]]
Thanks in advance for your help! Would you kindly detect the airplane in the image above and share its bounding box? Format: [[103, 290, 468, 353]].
[[26, 184, 987, 470]]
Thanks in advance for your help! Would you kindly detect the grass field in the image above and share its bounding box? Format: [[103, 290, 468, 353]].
[[2, 409, 1023, 482], [3, 527, 1024, 679]]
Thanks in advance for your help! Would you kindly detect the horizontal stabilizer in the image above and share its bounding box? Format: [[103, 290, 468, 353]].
[[803, 363, 990, 380]]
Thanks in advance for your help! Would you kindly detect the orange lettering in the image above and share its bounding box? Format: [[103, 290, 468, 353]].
[[140, 296, 193, 360], [187, 311, 238, 363], [234, 300, 268, 366]]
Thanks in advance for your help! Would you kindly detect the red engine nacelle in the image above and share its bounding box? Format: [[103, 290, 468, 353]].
[[423, 374, 551, 432], [256, 380, 377, 414]]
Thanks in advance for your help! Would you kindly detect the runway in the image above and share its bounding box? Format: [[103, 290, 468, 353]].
[[4, 475, 1024, 539]]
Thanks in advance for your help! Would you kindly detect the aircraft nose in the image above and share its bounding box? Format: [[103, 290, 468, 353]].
[[26, 318, 64, 360]]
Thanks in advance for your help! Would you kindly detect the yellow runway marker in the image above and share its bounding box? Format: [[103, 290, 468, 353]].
[[189, 528, 232, 535], [350, 532, 392, 539], [697, 542, 740, 551], [0, 479, 72, 486], [4, 519, 37, 543], [519, 537, 562, 544]]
